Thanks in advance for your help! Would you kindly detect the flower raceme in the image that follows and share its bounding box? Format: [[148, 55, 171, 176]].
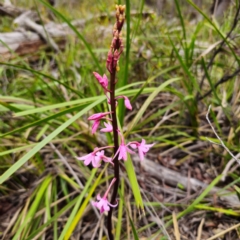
[[76, 5, 154, 217]]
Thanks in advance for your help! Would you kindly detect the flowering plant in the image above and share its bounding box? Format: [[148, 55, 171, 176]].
[[76, 5, 154, 239]]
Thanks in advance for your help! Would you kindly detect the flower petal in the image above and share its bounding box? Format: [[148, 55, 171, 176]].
[[124, 97, 132, 110], [92, 120, 100, 134], [100, 122, 113, 132]]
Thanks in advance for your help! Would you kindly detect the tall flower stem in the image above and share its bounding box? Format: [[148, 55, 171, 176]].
[[107, 62, 119, 240]]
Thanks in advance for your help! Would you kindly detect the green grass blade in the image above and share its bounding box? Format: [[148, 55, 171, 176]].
[[13, 175, 52, 240], [59, 167, 99, 240], [116, 178, 124, 240], [125, 77, 181, 137], [0, 98, 104, 184], [125, 154, 143, 210]]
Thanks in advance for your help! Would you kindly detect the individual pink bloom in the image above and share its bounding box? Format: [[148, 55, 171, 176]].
[[130, 139, 155, 161], [88, 112, 111, 121], [123, 96, 132, 110], [76, 147, 114, 168], [88, 112, 111, 134], [117, 142, 134, 161], [91, 120, 100, 134], [93, 72, 108, 89], [113, 130, 134, 161], [115, 96, 132, 110], [92, 178, 118, 213], [100, 122, 113, 132], [95, 150, 113, 164], [76, 148, 100, 168]]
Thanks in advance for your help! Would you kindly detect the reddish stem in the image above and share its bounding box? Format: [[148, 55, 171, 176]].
[[107, 56, 119, 240]]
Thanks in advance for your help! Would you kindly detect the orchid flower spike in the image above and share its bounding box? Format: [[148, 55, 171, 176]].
[[93, 72, 109, 89], [92, 178, 118, 213], [129, 139, 155, 161]]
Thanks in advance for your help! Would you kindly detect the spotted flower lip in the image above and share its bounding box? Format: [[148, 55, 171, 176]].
[[92, 178, 118, 213]]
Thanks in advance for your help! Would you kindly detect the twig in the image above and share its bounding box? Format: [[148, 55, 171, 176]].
[[43, 134, 83, 188], [14, 11, 59, 52], [140, 157, 240, 207], [206, 105, 240, 172], [196, 1, 240, 101], [206, 222, 240, 240], [173, 211, 180, 240], [197, 218, 205, 240], [0, 2, 25, 17], [198, 67, 240, 100], [221, 152, 240, 181]]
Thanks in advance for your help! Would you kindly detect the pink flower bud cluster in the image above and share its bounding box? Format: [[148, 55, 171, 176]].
[[107, 5, 125, 73]]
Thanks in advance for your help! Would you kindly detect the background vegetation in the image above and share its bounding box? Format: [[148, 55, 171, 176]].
[[0, 0, 239, 239]]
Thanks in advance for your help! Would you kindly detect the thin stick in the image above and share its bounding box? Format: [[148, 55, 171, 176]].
[[172, 211, 181, 240], [197, 218, 205, 240], [206, 222, 240, 240], [206, 105, 240, 181]]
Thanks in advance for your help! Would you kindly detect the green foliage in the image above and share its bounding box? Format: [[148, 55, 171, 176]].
[[0, 0, 239, 239]]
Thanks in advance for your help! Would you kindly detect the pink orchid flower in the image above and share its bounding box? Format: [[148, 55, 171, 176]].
[[92, 178, 118, 213], [88, 112, 111, 121], [123, 96, 132, 110], [114, 130, 134, 161], [76, 148, 100, 168], [76, 147, 113, 167], [91, 120, 100, 134], [129, 139, 155, 161], [117, 142, 134, 161], [95, 150, 113, 164], [100, 122, 113, 132], [93, 72, 108, 89], [115, 96, 132, 110], [88, 112, 111, 134]]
